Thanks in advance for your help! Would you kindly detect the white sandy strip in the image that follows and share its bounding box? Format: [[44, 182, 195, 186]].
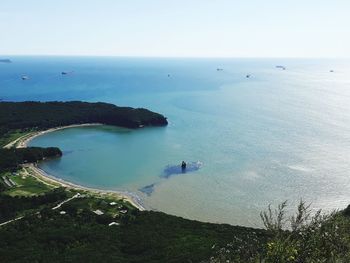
[[27, 164, 145, 211], [10, 123, 145, 211], [16, 123, 103, 148], [3, 124, 102, 149]]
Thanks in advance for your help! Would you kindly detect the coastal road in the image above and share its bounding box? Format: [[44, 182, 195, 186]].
[[0, 216, 24, 227], [52, 193, 81, 210], [0, 193, 81, 227]]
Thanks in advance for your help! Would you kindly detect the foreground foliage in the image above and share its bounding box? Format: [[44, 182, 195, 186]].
[[261, 201, 350, 263], [208, 201, 350, 263]]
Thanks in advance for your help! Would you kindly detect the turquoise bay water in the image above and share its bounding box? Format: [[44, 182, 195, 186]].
[[1, 57, 350, 226]]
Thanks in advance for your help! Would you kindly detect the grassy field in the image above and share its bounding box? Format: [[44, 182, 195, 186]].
[[0, 130, 31, 148], [0, 168, 133, 220], [3, 171, 55, 197], [61, 195, 134, 218]]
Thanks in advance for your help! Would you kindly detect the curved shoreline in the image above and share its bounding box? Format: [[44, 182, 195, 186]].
[[11, 123, 146, 211], [17, 123, 103, 148]]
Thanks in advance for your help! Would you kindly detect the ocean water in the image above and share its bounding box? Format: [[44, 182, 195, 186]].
[[1, 56, 350, 226]]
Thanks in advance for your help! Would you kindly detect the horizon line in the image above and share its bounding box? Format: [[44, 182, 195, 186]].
[[1, 54, 349, 60]]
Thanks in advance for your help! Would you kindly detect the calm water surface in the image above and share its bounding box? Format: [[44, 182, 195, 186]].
[[1, 57, 350, 226]]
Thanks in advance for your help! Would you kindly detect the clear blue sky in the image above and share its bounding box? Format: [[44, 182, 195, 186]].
[[1, 0, 349, 57]]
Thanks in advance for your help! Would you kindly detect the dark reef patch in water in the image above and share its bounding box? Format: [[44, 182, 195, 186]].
[[63, 149, 93, 155], [139, 183, 156, 196], [62, 150, 74, 155], [139, 162, 202, 197], [162, 161, 202, 179]]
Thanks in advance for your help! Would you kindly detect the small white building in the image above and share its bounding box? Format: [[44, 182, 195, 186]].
[[109, 202, 117, 206], [93, 209, 104, 215], [60, 211, 66, 215], [108, 222, 120, 227]]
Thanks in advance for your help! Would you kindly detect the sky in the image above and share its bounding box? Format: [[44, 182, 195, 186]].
[[0, 0, 349, 58]]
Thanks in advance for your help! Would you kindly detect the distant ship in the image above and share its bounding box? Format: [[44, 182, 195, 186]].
[[61, 71, 74, 75], [21, 75, 29, 80], [216, 68, 223, 71], [330, 70, 334, 73], [246, 74, 251, 78], [276, 65, 286, 70]]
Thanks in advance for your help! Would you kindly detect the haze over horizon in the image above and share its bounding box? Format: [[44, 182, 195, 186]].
[[1, 0, 349, 58]]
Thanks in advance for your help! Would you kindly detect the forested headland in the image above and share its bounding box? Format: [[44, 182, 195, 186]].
[[0, 147, 62, 172], [0, 101, 168, 138]]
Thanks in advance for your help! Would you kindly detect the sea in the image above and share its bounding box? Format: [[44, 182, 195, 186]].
[[1, 56, 350, 226]]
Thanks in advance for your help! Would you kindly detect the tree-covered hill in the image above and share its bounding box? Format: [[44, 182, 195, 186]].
[[0, 208, 268, 263], [0, 147, 62, 172], [0, 101, 168, 137]]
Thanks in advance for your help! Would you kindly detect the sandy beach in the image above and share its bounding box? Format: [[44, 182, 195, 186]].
[[18, 123, 103, 148], [6, 123, 145, 211]]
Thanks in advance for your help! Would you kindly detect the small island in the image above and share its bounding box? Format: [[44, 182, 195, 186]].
[[0, 59, 12, 63]]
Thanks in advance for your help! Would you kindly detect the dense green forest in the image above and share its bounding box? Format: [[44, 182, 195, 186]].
[[0, 206, 268, 263], [1, 192, 349, 263], [0, 147, 62, 171], [0, 188, 67, 223], [0, 101, 168, 137]]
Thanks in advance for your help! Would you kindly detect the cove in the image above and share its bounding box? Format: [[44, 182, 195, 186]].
[[19, 57, 350, 226]]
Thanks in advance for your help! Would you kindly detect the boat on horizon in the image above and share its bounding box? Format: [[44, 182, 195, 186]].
[[276, 65, 286, 70], [61, 71, 74, 75]]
